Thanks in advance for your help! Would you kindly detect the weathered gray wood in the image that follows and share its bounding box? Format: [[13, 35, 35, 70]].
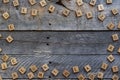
[[0, 0, 120, 30], [0, 31, 119, 55]]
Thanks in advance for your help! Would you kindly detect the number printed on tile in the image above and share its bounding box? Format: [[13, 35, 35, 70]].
[[62, 70, 70, 78], [38, 72, 44, 79]]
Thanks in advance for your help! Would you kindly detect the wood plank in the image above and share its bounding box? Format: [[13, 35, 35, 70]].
[[0, 0, 120, 30], [0, 31, 119, 55], [0, 55, 119, 79]]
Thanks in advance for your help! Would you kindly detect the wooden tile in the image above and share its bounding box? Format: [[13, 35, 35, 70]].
[[41, 64, 49, 71], [98, 4, 104, 11], [11, 58, 18, 66], [98, 13, 106, 21], [75, 10, 82, 17], [37, 72, 44, 79], [112, 66, 119, 73], [107, 44, 115, 52], [78, 74, 85, 80], [0, 75, 2, 80], [31, 9, 38, 16], [2, 54, 9, 62], [6, 35, 14, 43], [3, 0, 9, 3], [51, 68, 59, 76], [48, 5, 55, 13], [111, 8, 119, 15], [2, 12, 10, 20], [107, 22, 115, 30], [112, 74, 119, 80], [112, 34, 119, 41], [1, 62, 7, 70], [117, 47, 120, 54], [19, 67, 26, 74], [62, 9, 70, 17], [101, 62, 108, 70], [30, 65, 38, 72], [21, 7, 27, 14], [97, 72, 104, 79], [88, 73, 95, 80], [40, 0, 47, 7], [84, 65, 91, 72], [106, 0, 112, 4], [62, 70, 70, 78], [11, 72, 18, 80], [13, 0, 19, 7], [27, 72, 34, 79], [89, 0, 96, 6], [29, 0, 36, 5], [86, 12, 93, 19], [118, 22, 120, 29], [0, 48, 2, 52], [8, 24, 15, 31], [72, 66, 79, 73], [76, 0, 83, 6], [107, 54, 115, 62]]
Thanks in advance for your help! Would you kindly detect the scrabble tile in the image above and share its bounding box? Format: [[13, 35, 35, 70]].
[[78, 74, 85, 80], [0, 34, 2, 38], [106, 0, 112, 4], [107, 22, 115, 30], [76, 0, 83, 6], [112, 66, 119, 73], [3, 0, 9, 3], [48, 5, 55, 13], [1, 62, 7, 70], [0, 75, 2, 80], [31, 9, 38, 16], [13, 0, 19, 7], [112, 74, 119, 80], [98, 13, 106, 21], [75, 10, 82, 17], [111, 8, 119, 15], [118, 22, 120, 29], [19, 67, 26, 74], [86, 12, 93, 19], [40, 0, 47, 7], [62, 70, 70, 78], [112, 34, 119, 41], [97, 72, 104, 79], [117, 47, 120, 54], [101, 62, 108, 70], [2, 12, 10, 20], [37, 72, 44, 79], [84, 65, 91, 72], [11, 58, 18, 65], [62, 9, 70, 17], [29, 0, 36, 5], [51, 68, 59, 76], [107, 54, 115, 62], [88, 73, 96, 80], [72, 66, 79, 73], [21, 7, 27, 14], [27, 72, 34, 79], [89, 0, 96, 6], [2, 54, 9, 62], [30, 65, 38, 72], [41, 64, 49, 71], [11, 72, 18, 80], [98, 4, 104, 11], [0, 48, 2, 52], [6, 35, 14, 43], [107, 44, 115, 52], [8, 24, 15, 31]]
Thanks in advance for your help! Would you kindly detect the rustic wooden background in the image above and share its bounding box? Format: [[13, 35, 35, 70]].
[[0, 0, 120, 80]]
